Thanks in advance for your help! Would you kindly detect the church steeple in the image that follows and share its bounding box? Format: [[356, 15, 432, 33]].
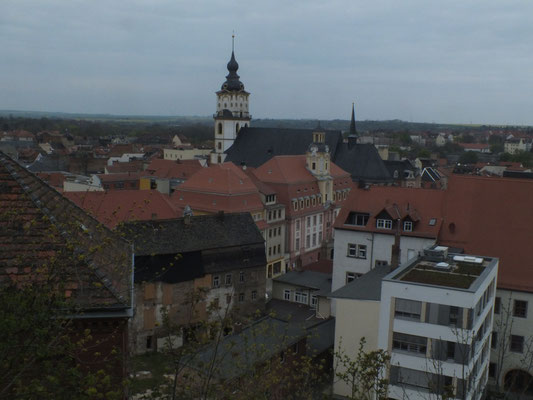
[[348, 103, 358, 149], [211, 34, 251, 164]]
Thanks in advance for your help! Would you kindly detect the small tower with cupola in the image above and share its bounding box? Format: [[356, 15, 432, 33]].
[[211, 35, 251, 164], [306, 122, 334, 203]]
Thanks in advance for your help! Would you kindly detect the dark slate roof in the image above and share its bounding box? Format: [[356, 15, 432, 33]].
[[273, 270, 331, 296], [133, 252, 205, 284], [224, 127, 343, 168], [421, 167, 441, 182], [186, 316, 305, 380], [119, 213, 264, 256], [384, 159, 415, 178], [187, 315, 334, 380], [27, 154, 69, 172], [332, 143, 392, 183], [224, 127, 391, 183], [329, 265, 391, 300], [0, 151, 132, 311]]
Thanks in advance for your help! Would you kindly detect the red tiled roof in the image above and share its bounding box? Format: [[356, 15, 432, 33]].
[[177, 162, 259, 194], [336, 174, 533, 292], [334, 186, 444, 239], [144, 158, 203, 180], [253, 155, 350, 184], [0, 152, 132, 309], [98, 172, 143, 182], [65, 190, 179, 228], [439, 174, 533, 292], [106, 160, 144, 173]]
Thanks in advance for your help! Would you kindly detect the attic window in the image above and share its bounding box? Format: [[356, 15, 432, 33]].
[[376, 219, 392, 230], [403, 221, 413, 232], [429, 218, 437, 226], [345, 212, 369, 226]]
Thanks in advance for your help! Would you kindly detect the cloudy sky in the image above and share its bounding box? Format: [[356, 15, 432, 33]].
[[1, 0, 532, 124]]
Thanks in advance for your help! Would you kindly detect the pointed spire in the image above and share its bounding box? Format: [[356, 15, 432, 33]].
[[221, 33, 245, 91], [349, 102, 357, 136]]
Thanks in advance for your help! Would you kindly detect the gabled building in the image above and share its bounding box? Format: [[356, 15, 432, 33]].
[[331, 174, 533, 395], [119, 213, 266, 354], [0, 151, 133, 388]]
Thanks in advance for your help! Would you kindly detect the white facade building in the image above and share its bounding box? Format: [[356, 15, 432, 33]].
[[379, 248, 498, 400]]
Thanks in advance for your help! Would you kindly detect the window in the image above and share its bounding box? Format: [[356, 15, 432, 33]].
[[403, 221, 413, 232], [213, 275, 220, 288], [395, 298, 422, 321], [513, 300, 528, 318], [311, 295, 318, 309], [449, 306, 459, 326], [293, 201, 298, 211], [284, 289, 291, 301], [510, 335, 524, 353], [226, 294, 232, 305], [251, 290, 257, 301], [225, 274, 232, 285], [239, 271, 244, 283], [345, 212, 370, 226], [273, 261, 281, 275], [429, 218, 437, 226], [294, 291, 308, 304], [494, 297, 501, 314], [347, 244, 366, 259], [346, 272, 361, 284], [489, 362, 497, 378], [146, 335, 153, 349], [392, 332, 427, 356], [238, 293, 245, 302], [491, 331, 498, 349], [376, 219, 392, 229]]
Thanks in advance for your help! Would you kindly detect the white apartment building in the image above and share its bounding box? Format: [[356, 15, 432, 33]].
[[379, 247, 498, 400], [331, 246, 498, 400]]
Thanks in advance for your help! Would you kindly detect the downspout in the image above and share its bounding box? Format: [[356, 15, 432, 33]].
[[369, 232, 375, 270]]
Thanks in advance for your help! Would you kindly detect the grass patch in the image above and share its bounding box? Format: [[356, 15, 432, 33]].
[[400, 269, 476, 289], [129, 351, 174, 395]]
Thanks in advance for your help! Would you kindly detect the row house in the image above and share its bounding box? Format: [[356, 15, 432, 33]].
[[119, 213, 266, 354], [251, 131, 353, 269]]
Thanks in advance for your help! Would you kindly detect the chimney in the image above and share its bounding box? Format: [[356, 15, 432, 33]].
[[390, 219, 401, 270]]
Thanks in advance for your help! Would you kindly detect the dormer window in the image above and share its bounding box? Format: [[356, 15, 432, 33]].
[[345, 212, 369, 226], [376, 219, 392, 230], [404, 221, 413, 232]]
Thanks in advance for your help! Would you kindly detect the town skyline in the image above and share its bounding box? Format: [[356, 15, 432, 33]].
[[2, 1, 533, 125]]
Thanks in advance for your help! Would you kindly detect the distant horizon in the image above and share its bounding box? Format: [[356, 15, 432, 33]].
[[2, 108, 532, 128]]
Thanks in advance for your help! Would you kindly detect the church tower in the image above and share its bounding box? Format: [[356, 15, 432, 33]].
[[306, 122, 333, 203], [211, 35, 251, 164]]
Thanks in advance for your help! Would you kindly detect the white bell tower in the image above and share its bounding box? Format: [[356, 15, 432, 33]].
[[211, 34, 251, 164]]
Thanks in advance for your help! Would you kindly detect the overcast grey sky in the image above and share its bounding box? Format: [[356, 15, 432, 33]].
[[1, 0, 532, 125]]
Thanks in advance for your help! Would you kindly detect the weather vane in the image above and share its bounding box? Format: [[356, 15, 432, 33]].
[[232, 30, 235, 52]]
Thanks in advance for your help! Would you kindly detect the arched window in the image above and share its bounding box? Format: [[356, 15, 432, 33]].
[[244, 123, 248, 128], [217, 123, 222, 134], [236, 123, 240, 133], [217, 142, 222, 150]]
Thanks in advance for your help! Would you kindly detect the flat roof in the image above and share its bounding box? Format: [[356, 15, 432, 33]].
[[385, 248, 497, 291]]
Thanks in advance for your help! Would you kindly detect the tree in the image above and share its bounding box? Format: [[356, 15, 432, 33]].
[[333, 337, 390, 400], [458, 151, 478, 164]]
